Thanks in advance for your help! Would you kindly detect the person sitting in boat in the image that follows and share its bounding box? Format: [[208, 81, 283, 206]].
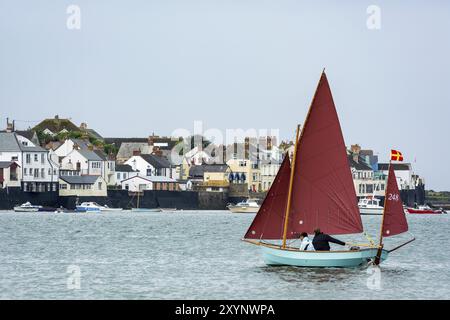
[[312, 228, 346, 251], [298, 232, 313, 251]]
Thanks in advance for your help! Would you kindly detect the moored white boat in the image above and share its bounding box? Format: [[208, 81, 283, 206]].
[[13, 202, 42, 212], [358, 197, 383, 215], [100, 205, 123, 212], [228, 199, 260, 213]]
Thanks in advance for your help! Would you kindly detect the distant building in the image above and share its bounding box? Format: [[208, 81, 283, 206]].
[[188, 164, 230, 192], [0, 161, 21, 188], [0, 132, 59, 192], [115, 164, 139, 185], [121, 175, 179, 192], [125, 154, 178, 179], [59, 175, 107, 197]]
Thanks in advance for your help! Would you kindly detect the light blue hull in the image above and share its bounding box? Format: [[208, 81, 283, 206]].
[[261, 246, 388, 268]]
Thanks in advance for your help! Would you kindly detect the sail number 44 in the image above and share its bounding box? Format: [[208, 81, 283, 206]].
[[388, 193, 400, 201]]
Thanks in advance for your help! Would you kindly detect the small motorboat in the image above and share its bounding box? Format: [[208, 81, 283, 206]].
[[228, 199, 260, 213], [75, 202, 103, 212], [358, 197, 383, 215], [405, 205, 445, 214], [13, 202, 42, 212], [160, 208, 177, 212]]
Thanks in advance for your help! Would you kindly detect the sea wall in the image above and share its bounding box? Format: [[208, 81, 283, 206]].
[[0, 187, 58, 209]]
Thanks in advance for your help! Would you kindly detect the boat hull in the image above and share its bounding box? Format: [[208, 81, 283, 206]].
[[406, 208, 443, 214], [75, 206, 101, 212], [260, 246, 388, 268], [228, 206, 259, 213], [359, 207, 383, 215], [13, 207, 40, 212]]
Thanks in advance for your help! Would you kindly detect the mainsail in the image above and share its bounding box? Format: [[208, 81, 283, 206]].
[[244, 71, 363, 241], [381, 164, 409, 237], [244, 155, 291, 239], [286, 71, 363, 237]]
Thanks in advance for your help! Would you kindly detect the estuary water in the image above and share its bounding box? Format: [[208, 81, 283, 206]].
[[0, 210, 448, 300]]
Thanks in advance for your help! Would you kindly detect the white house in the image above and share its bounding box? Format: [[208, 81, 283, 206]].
[[114, 164, 139, 185], [59, 175, 107, 197], [54, 138, 92, 159], [121, 175, 179, 192], [260, 159, 282, 192], [0, 132, 59, 192], [125, 154, 178, 179], [61, 149, 104, 176]]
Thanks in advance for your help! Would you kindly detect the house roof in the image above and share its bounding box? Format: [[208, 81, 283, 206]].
[[348, 155, 373, 171], [0, 161, 20, 168], [14, 130, 37, 141], [77, 149, 103, 161], [60, 175, 100, 184], [115, 164, 137, 172], [140, 154, 172, 168], [378, 163, 411, 171], [121, 175, 176, 183], [103, 137, 149, 148], [83, 128, 103, 140], [71, 138, 91, 149], [93, 149, 108, 161], [189, 164, 229, 178], [116, 142, 150, 160], [0, 132, 21, 151]]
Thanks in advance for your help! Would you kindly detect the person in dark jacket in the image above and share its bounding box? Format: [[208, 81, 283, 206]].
[[312, 228, 347, 251]]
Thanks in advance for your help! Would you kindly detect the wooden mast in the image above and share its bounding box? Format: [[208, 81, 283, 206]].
[[375, 160, 391, 265], [281, 124, 300, 248]]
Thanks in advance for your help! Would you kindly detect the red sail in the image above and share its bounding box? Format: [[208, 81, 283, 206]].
[[382, 164, 409, 237], [286, 72, 363, 236], [244, 155, 291, 239]]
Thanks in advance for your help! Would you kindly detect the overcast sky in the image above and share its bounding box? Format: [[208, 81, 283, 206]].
[[1, 0, 449, 190]]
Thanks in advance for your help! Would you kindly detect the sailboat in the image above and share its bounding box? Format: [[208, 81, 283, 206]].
[[243, 71, 414, 267]]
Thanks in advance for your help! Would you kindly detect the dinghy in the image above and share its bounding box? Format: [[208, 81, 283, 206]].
[[243, 71, 413, 268]]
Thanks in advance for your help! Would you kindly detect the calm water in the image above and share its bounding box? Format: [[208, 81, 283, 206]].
[[0, 210, 448, 300]]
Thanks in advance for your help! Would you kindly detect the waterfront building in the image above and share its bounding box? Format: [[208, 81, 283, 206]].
[[120, 175, 179, 192], [260, 159, 282, 192], [0, 132, 59, 192], [0, 161, 21, 189], [188, 164, 230, 192], [125, 154, 178, 179], [114, 164, 139, 185], [59, 175, 107, 197]]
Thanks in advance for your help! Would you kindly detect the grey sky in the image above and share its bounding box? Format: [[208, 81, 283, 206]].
[[1, 0, 449, 190]]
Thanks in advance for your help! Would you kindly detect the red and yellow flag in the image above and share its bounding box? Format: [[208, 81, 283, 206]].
[[391, 149, 403, 162]]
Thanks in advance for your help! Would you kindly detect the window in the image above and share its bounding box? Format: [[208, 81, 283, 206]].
[[98, 182, 102, 190], [123, 173, 126, 179], [41, 154, 45, 164], [117, 173, 120, 179], [34, 154, 38, 162], [146, 169, 152, 176], [59, 184, 67, 189], [26, 154, 31, 164], [41, 168, 45, 178], [34, 168, 39, 178], [11, 156, 18, 162], [48, 169, 51, 176], [29, 168, 33, 175]]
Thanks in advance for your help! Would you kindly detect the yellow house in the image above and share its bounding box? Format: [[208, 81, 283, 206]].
[[226, 158, 261, 192]]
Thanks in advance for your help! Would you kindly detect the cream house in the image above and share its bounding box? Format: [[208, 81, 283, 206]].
[[59, 175, 107, 196]]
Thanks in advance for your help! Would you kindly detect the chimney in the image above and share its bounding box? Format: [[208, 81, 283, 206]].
[[133, 149, 141, 156], [88, 145, 94, 151], [6, 118, 13, 132], [351, 144, 361, 163], [55, 115, 59, 119], [80, 122, 88, 130]]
